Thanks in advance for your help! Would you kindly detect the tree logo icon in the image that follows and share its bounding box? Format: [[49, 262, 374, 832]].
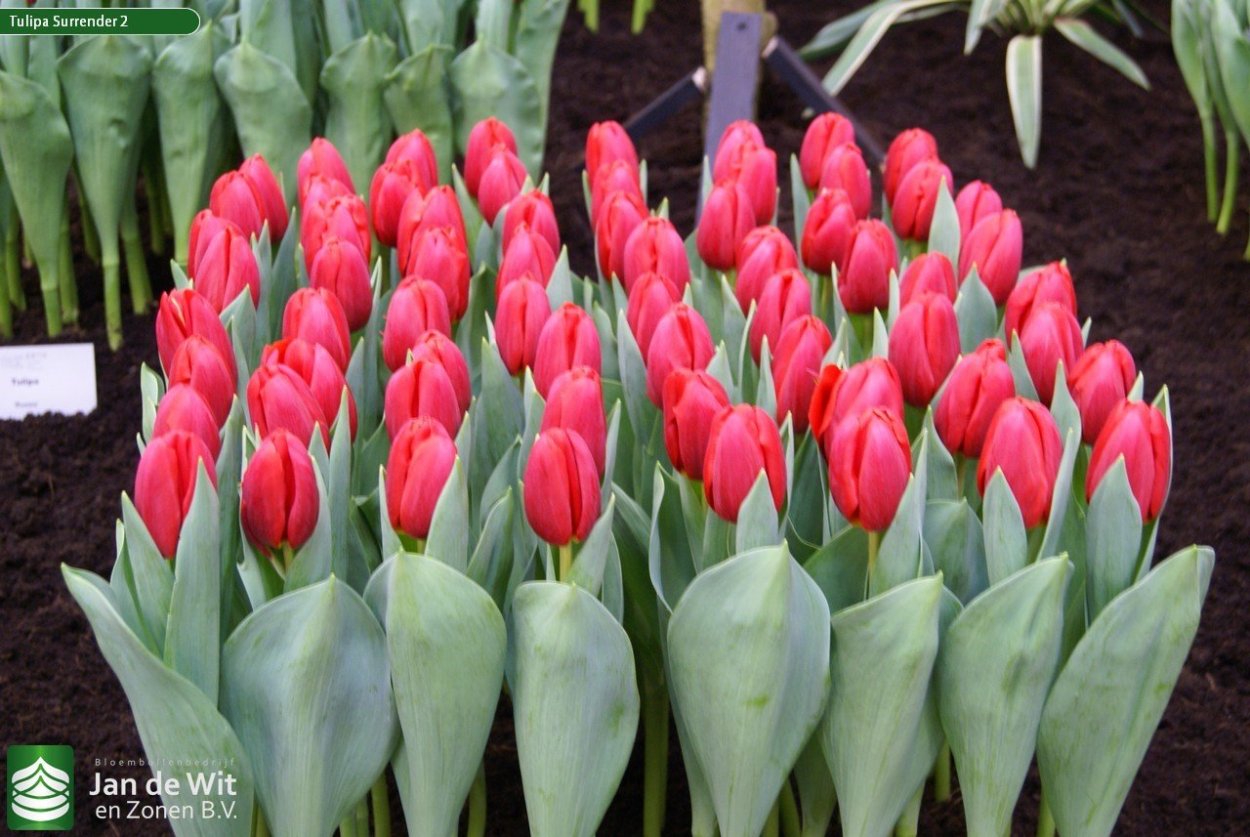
[[6, 746, 73, 831]]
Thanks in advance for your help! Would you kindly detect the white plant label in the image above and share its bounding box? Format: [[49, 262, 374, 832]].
[[0, 343, 98, 420]]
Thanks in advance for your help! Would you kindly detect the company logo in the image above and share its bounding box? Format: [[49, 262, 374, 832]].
[[6, 746, 74, 831]]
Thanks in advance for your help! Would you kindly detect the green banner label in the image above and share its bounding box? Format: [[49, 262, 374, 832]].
[[6, 745, 74, 831], [0, 8, 199, 36]]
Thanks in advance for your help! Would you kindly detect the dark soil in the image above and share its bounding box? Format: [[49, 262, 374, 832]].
[[2, 0, 1247, 833]]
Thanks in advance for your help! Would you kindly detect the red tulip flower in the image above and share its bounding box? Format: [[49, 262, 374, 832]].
[[282, 287, 352, 371], [385, 129, 440, 187], [478, 147, 527, 225], [383, 277, 452, 372], [590, 160, 645, 227], [933, 338, 1015, 458], [384, 354, 466, 440], [977, 397, 1064, 528], [407, 330, 471, 414], [156, 288, 237, 382], [622, 216, 691, 294], [719, 141, 778, 225], [1020, 302, 1083, 405], [1069, 340, 1137, 445], [883, 128, 939, 205], [301, 193, 370, 270], [809, 357, 904, 453], [396, 185, 468, 275], [837, 219, 898, 314], [134, 430, 217, 558], [298, 138, 355, 206], [663, 368, 731, 481], [899, 252, 957, 305], [301, 175, 353, 220], [523, 428, 601, 546], [309, 235, 372, 331], [1004, 261, 1076, 345], [386, 417, 458, 540], [703, 404, 787, 522], [541, 366, 607, 475], [594, 188, 648, 283], [626, 271, 681, 358], [504, 190, 561, 257], [955, 180, 1003, 238], [240, 429, 320, 554], [495, 277, 552, 376], [888, 291, 961, 407], [209, 171, 270, 243], [748, 268, 812, 363], [697, 181, 755, 272], [533, 302, 602, 398], [261, 339, 357, 440], [464, 117, 518, 197], [370, 158, 429, 248], [187, 211, 235, 277], [246, 363, 330, 447], [192, 221, 260, 311], [153, 384, 221, 460], [585, 120, 639, 184], [891, 158, 953, 241], [167, 335, 236, 427], [772, 315, 833, 433], [828, 408, 912, 532], [405, 226, 471, 320], [1085, 400, 1171, 521], [799, 113, 856, 190], [959, 209, 1024, 306], [711, 120, 766, 182], [800, 188, 857, 276], [818, 143, 872, 219], [736, 225, 799, 312], [645, 302, 714, 406]]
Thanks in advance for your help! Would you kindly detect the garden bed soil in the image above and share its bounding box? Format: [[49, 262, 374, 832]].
[[2, 0, 1247, 833]]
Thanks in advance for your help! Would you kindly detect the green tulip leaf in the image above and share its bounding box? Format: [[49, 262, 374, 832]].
[[449, 41, 545, 176], [668, 544, 831, 837], [425, 458, 470, 574], [221, 577, 397, 837], [794, 732, 837, 837], [119, 494, 175, 655], [509, 581, 640, 837], [927, 180, 960, 266], [322, 33, 399, 193], [872, 432, 928, 595], [1038, 426, 1080, 565], [791, 154, 811, 242], [366, 553, 505, 837], [616, 308, 654, 440], [1085, 457, 1143, 621], [982, 470, 1027, 585], [803, 525, 869, 613], [384, 45, 455, 184], [938, 556, 1071, 837], [953, 266, 997, 354], [283, 456, 333, 591], [735, 470, 782, 553], [1005, 34, 1043, 168], [165, 466, 222, 703], [1037, 545, 1214, 837], [924, 498, 988, 604], [63, 566, 255, 837]]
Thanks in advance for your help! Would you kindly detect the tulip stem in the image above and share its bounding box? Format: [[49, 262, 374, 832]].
[[338, 813, 356, 837], [1243, 224, 1250, 262], [0, 260, 9, 337], [641, 685, 669, 837], [558, 543, 573, 582], [250, 803, 268, 837], [933, 741, 951, 802], [955, 456, 969, 500], [1201, 116, 1219, 222], [58, 207, 78, 326], [1037, 788, 1055, 837], [370, 775, 390, 837], [893, 782, 922, 837], [122, 203, 152, 314], [355, 798, 369, 836], [466, 761, 487, 837], [866, 530, 881, 582], [1216, 130, 1239, 235], [779, 780, 801, 837], [5, 205, 24, 311], [762, 798, 780, 837]]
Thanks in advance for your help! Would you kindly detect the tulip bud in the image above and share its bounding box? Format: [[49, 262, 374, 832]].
[[309, 236, 372, 331], [370, 159, 428, 248], [899, 252, 957, 305], [696, 181, 755, 272], [478, 147, 528, 225], [523, 428, 601, 545], [720, 142, 778, 225], [496, 277, 552, 375], [749, 268, 812, 363], [594, 188, 648, 282], [736, 225, 799, 311], [153, 384, 221, 460], [301, 193, 371, 270], [240, 429, 320, 554], [167, 335, 236, 427], [883, 127, 939, 205], [800, 188, 857, 276], [837, 219, 898, 314], [187, 211, 235, 278], [959, 209, 1024, 306], [626, 271, 681, 358], [192, 222, 260, 312], [1020, 301, 1083, 405], [407, 330, 471, 414], [663, 368, 731, 481], [298, 138, 355, 206], [542, 366, 607, 475], [585, 120, 639, 184], [396, 185, 468, 275], [497, 224, 557, 298], [799, 113, 856, 190], [1085, 401, 1171, 521], [209, 171, 266, 242], [711, 120, 766, 183], [809, 357, 904, 452], [405, 226, 471, 320], [1003, 261, 1076, 344], [282, 287, 352, 371], [1069, 340, 1136, 444], [622, 216, 691, 293], [384, 354, 466, 440], [382, 277, 452, 372], [134, 430, 218, 557], [533, 302, 602, 398], [386, 417, 458, 540], [817, 143, 872, 219], [933, 338, 1014, 458], [503, 190, 561, 257], [261, 339, 357, 440], [955, 180, 1003, 238], [590, 160, 645, 226], [977, 397, 1063, 529], [156, 288, 237, 383], [240, 155, 289, 239], [889, 292, 961, 407], [772, 315, 833, 433], [891, 158, 953, 241], [464, 117, 518, 197], [301, 174, 353, 218], [385, 128, 440, 188], [828, 408, 912, 532], [246, 363, 331, 447], [703, 404, 786, 522], [645, 302, 714, 406]]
